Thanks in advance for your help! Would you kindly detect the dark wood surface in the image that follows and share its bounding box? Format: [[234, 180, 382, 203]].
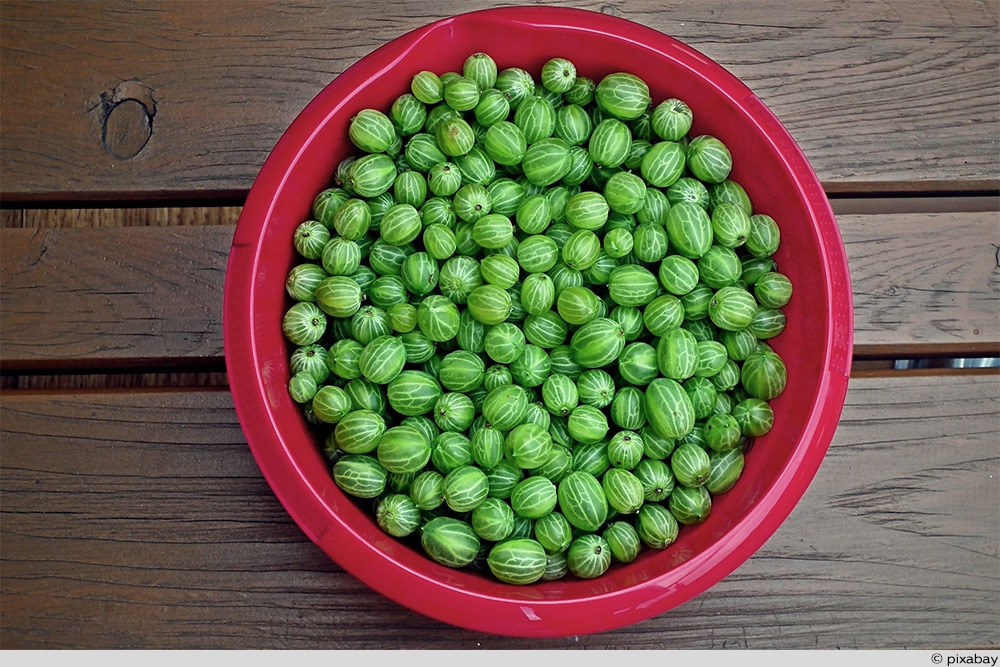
[[1, 374, 996, 649], [2, 0, 997, 200], [1, 0, 998, 650]]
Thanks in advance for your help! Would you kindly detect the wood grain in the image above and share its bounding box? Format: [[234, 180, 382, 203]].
[[844, 210, 1000, 356], [1, 0, 995, 653], [0, 226, 232, 369], [1, 0, 997, 200], [1, 374, 996, 648], [2, 208, 997, 370]]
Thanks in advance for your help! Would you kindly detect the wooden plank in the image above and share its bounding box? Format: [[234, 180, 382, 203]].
[[1, 374, 997, 648], [2, 208, 997, 369], [844, 210, 1000, 357], [1, 0, 997, 200], [0, 226, 232, 369]]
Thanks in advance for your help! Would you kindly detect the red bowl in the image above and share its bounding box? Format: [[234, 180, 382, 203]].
[[224, 6, 853, 637]]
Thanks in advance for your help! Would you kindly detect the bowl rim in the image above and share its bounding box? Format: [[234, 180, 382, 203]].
[[223, 5, 854, 637]]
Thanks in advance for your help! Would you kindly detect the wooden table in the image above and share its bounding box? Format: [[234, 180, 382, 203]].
[[2, 0, 998, 650]]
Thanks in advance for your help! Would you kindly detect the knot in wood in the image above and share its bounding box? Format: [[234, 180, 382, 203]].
[[99, 80, 156, 160]]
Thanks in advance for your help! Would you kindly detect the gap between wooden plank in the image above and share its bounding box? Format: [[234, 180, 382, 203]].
[[2, 194, 997, 224], [4, 362, 998, 392]]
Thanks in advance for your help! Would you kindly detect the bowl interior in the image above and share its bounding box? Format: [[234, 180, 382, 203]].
[[224, 6, 853, 637]]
